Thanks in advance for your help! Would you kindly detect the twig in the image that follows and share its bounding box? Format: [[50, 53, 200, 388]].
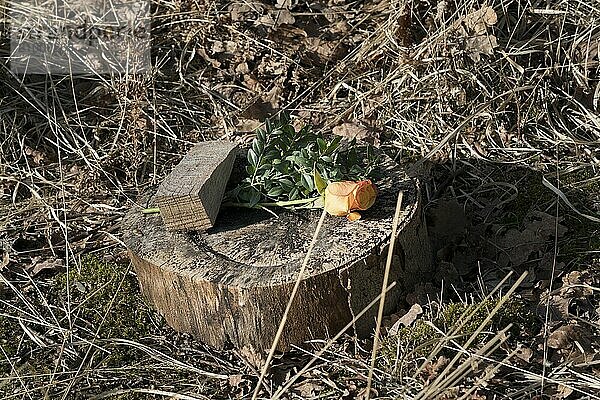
[[365, 190, 403, 398]]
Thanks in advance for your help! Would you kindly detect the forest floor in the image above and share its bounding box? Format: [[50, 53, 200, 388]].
[[1, 0, 599, 398]]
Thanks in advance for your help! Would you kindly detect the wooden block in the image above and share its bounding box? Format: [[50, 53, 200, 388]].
[[155, 141, 237, 231]]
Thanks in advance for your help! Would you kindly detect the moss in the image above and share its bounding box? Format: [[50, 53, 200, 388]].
[[1, 256, 217, 398], [555, 167, 600, 255], [52, 256, 163, 366], [0, 314, 20, 376], [495, 168, 555, 226], [560, 166, 600, 191], [0, 281, 19, 376], [380, 298, 538, 376]]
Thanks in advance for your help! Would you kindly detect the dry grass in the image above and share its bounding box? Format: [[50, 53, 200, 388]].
[[0, 0, 599, 398]]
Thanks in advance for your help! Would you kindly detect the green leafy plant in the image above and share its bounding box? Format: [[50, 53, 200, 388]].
[[229, 113, 379, 208]]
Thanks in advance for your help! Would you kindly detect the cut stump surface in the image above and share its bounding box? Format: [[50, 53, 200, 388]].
[[122, 153, 432, 356]]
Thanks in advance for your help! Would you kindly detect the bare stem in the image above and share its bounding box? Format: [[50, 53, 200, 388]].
[[141, 196, 322, 214]]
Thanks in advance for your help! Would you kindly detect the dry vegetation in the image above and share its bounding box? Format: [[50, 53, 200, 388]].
[[0, 0, 599, 398]]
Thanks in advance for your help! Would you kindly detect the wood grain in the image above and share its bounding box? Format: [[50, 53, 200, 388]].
[[155, 140, 237, 231]]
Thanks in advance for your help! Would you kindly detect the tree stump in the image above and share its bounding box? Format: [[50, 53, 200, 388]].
[[122, 153, 432, 358]]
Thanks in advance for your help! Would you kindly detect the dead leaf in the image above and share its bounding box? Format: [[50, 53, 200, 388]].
[[421, 356, 450, 383], [494, 211, 568, 268], [527, 211, 568, 238], [236, 118, 262, 133], [555, 383, 575, 399], [546, 323, 594, 365], [229, 3, 263, 22], [26, 258, 65, 276], [242, 74, 261, 92], [561, 270, 595, 298], [465, 35, 498, 62], [515, 346, 533, 363], [235, 62, 250, 75], [228, 374, 243, 387], [262, 78, 285, 108], [257, 9, 295, 29], [24, 145, 46, 165], [294, 380, 323, 397], [332, 122, 380, 146], [538, 270, 598, 324], [240, 100, 275, 121], [463, 6, 497, 35], [211, 40, 225, 53], [357, 387, 378, 399], [389, 303, 423, 335], [274, 9, 295, 25], [196, 47, 221, 68], [547, 324, 588, 350], [239, 345, 265, 370], [451, 6, 498, 62], [304, 37, 347, 62], [540, 292, 571, 321], [276, 0, 292, 9]]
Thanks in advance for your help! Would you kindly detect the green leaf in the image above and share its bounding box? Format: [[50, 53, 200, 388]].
[[282, 124, 295, 136], [301, 172, 314, 192], [314, 169, 327, 194], [349, 165, 363, 178], [274, 163, 288, 173], [267, 187, 284, 197], [292, 155, 308, 168], [249, 190, 261, 207], [325, 135, 342, 155], [348, 147, 357, 166], [271, 128, 282, 137], [317, 137, 327, 153], [234, 112, 380, 205], [289, 187, 299, 200], [265, 149, 280, 160], [280, 178, 295, 191], [261, 169, 272, 180], [257, 129, 267, 143], [252, 139, 264, 156], [248, 149, 259, 167]]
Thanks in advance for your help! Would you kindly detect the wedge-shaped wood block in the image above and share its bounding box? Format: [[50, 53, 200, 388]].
[[155, 141, 237, 231]]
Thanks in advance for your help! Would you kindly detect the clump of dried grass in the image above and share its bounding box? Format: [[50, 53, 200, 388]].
[[311, 0, 599, 167]]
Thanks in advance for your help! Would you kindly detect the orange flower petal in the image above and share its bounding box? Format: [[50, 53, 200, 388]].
[[347, 212, 361, 221], [325, 181, 359, 196], [324, 180, 377, 217]]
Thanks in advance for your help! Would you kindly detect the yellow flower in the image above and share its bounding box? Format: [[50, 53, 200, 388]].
[[324, 180, 378, 220]]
